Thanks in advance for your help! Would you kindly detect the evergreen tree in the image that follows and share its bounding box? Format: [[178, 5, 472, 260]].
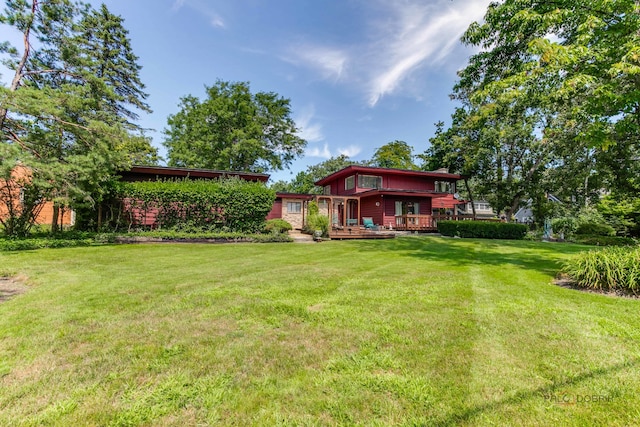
[[0, 0, 155, 235]]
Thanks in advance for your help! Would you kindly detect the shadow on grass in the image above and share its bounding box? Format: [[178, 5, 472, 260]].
[[347, 237, 589, 277], [434, 357, 639, 426]]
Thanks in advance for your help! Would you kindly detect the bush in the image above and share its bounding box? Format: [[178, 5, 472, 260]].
[[562, 247, 640, 293], [437, 220, 528, 239], [573, 235, 638, 247], [305, 214, 330, 238], [552, 217, 578, 238], [0, 236, 98, 251], [264, 219, 292, 234], [115, 178, 275, 233], [575, 222, 615, 237]]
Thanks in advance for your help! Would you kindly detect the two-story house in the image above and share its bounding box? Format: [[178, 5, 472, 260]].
[[309, 165, 465, 234]]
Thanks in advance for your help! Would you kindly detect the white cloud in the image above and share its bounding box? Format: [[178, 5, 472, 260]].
[[170, 0, 226, 28], [306, 143, 332, 159], [210, 14, 225, 28], [337, 145, 362, 157], [282, 0, 491, 106], [295, 105, 324, 143], [171, 0, 186, 12], [365, 0, 491, 106], [284, 44, 348, 82]]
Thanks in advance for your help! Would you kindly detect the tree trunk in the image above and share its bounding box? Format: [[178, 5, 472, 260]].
[[51, 204, 60, 234], [0, 1, 37, 130], [464, 178, 477, 219]]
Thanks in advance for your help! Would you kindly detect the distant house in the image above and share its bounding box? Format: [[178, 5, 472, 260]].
[[457, 200, 496, 219], [514, 194, 562, 223], [309, 165, 467, 235], [0, 165, 75, 229]]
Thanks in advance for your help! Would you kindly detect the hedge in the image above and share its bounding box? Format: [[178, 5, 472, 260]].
[[437, 220, 528, 239], [116, 178, 275, 233]]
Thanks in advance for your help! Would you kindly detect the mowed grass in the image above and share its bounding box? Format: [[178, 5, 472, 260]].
[[1, 237, 639, 426]]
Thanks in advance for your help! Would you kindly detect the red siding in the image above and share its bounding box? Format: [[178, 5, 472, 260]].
[[266, 199, 283, 220], [380, 196, 433, 228], [360, 196, 384, 226], [384, 175, 432, 191]]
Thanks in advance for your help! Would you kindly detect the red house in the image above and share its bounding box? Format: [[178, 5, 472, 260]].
[[312, 165, 466, 235]]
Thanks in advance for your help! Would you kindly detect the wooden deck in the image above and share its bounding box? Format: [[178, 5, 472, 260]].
[[329, 227, 396, 240]]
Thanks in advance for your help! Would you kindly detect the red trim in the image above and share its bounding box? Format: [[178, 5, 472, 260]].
[[275, 192, 315, 200], [121, 165, 270, 182], [357, 189, 451, 198], [315, 165, 464, 186]]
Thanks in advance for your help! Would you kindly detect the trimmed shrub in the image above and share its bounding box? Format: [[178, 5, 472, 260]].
[[562, 247, 640, 293], [437, 220, 528, 240], [552, 217, 578, 238], [575, 222, 615, 237], [264, 219, 292, 234], [573, 235, 638, 247]]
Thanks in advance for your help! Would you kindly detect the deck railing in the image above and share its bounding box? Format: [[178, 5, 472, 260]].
[[394, 214, 500, 230]]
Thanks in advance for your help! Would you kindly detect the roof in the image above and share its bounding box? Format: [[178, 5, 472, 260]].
[[355, 188, 456, 199], [275, 192, 315, 200], [120, 165, 270, 183], [314, 165, 465, 186]]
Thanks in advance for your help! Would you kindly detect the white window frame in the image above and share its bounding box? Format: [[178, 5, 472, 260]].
[[287, 201, 302, 214]]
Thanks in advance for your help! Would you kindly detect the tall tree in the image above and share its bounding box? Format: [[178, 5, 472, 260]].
[[164, 80, 306, 173], [456, 0, 640, 196], [271, 155, 360, 194], [0, 0, 154, 235], [370, 140, 417, 170]]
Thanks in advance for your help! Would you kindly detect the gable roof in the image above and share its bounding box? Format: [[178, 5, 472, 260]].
[[314, 165, 464, 186], [120, 165, 270, 183]]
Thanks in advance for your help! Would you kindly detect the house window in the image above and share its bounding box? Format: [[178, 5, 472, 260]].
[[323, 185, 331, 195], [287, 202, 302, 213], [435, 181, 455, 193], [358, 175, 382, 189], [345, 175, 355, 190], [474, 202, 490, 210]]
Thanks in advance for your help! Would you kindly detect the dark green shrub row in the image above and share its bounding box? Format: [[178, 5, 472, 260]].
[[562, 247, 640, 292], [437, 220, 528, 239], [116, 230, 292, 243], [0, 237, 100, 251], [116, 178, 275, 233], [575, 222, 615, 237], [573, 235, 638, 247]]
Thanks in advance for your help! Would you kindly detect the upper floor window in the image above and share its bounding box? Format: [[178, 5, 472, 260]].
[[358, 175, 382, 189], [323, 185, 331, 195], [435, 180, 455, 193], [345, 175, 355, 190]]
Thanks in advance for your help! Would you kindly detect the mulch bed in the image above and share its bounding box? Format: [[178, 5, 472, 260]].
[[554, 274, 640, 299]]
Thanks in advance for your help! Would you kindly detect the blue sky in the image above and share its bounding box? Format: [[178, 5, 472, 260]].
[[1, 0, 492, 182]]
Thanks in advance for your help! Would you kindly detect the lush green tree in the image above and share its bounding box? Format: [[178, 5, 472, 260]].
[[0, 0, 154, 235], [370, 140, 417, 170], [457, 0, 640, 193], [164, 80, 306, 173], [429, 0, 640, 220], [294, 155, 361, 194]]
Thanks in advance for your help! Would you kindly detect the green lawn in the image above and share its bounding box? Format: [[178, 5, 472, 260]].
[[1, 237, 639, 426]]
